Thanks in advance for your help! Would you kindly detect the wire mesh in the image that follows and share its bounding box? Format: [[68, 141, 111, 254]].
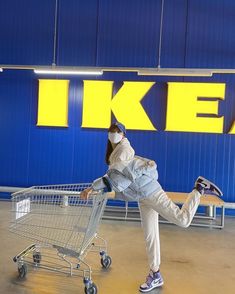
[[10, 184, 107, 256]]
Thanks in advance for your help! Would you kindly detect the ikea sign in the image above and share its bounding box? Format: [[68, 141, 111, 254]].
[[37, 80, 235, 134]]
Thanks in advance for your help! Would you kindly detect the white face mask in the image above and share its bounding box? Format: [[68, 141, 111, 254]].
[[108, 132, 123, 144]]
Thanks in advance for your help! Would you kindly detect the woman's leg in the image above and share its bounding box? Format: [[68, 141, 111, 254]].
[[139, 200, 160, 272], [144, 189, 201, 228]]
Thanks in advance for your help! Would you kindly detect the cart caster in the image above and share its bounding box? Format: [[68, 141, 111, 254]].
[[101, 256, 112, 269], [84, 283, 98, 294], [100, 251, 112, 269], [84, 278, 98, 294], [33, 252, 41, 264], [18, 264, 27, 278]]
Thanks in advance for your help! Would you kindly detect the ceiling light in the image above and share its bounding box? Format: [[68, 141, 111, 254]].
[[34, 69, 103, 75], [212, 69, 235, 74], [138, 68, 213, 77], [33, 0, 103, 76], [3, 64, 235, 77]]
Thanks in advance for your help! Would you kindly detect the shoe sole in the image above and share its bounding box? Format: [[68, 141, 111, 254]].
[[197, 176, 223, 197], [139, 281, 164, 292]]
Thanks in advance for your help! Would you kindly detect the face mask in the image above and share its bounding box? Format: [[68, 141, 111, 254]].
[[108, 132, 123, 144]]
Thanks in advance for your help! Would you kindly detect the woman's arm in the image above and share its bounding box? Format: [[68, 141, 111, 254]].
[[80, 187, 115, 200], [80, 175, 112, 200], [81, 168, 133, 200], [80, 187, 94, 200]]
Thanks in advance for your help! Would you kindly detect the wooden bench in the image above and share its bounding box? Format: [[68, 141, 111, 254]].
[[103, 192, 225, 229]]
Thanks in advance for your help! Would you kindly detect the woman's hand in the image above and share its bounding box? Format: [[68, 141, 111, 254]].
[[80, 187, 94, 200]]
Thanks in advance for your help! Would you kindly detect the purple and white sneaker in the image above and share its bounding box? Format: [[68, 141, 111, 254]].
[[139, 270, 164, 292], [195, 176, 223, 197]]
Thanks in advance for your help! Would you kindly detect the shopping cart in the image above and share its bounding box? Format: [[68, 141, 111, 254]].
[[10, 183, 112, 294]]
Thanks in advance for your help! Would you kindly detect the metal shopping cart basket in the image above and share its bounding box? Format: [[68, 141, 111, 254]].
[[9, 183, 112, 294]]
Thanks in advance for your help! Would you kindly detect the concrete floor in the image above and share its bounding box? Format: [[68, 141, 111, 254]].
[[1, 200, 235, 294]]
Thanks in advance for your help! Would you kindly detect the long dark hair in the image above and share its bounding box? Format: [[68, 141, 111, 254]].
[[105, 124, 124, 165]]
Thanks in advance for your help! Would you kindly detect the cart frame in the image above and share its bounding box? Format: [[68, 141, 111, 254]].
[[10, 183, 112, 294]]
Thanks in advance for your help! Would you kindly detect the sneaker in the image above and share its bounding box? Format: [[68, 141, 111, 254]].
[[195, 176, 223, 197], [139, 270, 164, 292]]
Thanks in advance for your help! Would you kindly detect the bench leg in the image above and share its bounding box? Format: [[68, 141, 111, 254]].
[[206, 205, 214, 218], [220, 206, 225, 228], [213, 205, 216, 220]]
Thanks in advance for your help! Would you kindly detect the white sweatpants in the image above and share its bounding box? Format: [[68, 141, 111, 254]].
[[139, 189, 201, 272]]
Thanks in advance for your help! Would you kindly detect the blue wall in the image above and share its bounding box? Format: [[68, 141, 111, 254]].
[[0, 0, 234, 208]]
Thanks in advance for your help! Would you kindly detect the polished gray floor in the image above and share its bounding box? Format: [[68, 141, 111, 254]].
[[1, 200, 235, 294]]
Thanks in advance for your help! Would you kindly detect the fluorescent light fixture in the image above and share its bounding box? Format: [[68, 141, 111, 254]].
[[138, 68, 213, 77], [212, 69, 235, 74], [34, 69, 103, 75], [2, 64, 235, 77]]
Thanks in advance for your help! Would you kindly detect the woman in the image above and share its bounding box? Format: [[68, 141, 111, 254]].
[[81, 122, 222, 293]]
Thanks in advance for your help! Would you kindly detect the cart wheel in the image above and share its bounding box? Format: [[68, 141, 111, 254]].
[[101, 256, 112, 269], [18, 264, 27, 278], [33, 252, 41, 264], [84, 283, 98, 294]]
